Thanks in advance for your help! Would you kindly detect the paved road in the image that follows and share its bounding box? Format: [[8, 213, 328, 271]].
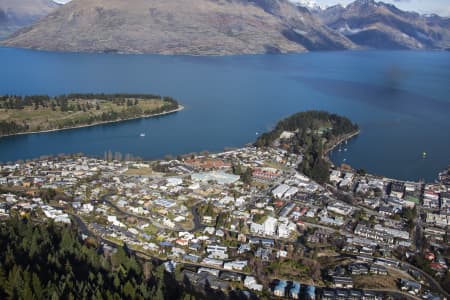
[[401, 261, 449, 298], [301, 220, 339, 233], [70, 213, 90, 236], [190, 204, 205, 232], [414, 204, 424, 251], [364, 289, 422, 300]]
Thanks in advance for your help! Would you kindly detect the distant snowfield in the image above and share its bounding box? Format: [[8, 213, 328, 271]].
[[289, 0, 324, 10], [53, 0, 70, 4]]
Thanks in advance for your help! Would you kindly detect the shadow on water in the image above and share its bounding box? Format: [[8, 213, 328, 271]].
[[292, 75, 450, 119]]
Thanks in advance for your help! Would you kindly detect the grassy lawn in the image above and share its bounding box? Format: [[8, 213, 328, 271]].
[[253, 214, 268, 224], [124, 167, 156, 176], [104, 235, 125, 246], [0, 96, 175, 133], [264, 160, 290, 171], [142, 224, 159, 235], [316, 249, 340, 258], [251, 181, 270, 189]]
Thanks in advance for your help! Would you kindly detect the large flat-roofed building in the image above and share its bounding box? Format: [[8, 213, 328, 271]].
[[272, 184, 290, 199], [191, 171, 240, 185]]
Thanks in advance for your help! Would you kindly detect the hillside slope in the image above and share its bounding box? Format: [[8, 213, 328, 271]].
[[1, 0, 355, 55], [0, 0, 60, 39]]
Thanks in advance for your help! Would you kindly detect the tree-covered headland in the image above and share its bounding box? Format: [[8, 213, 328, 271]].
[[256, 111, 359, 184]]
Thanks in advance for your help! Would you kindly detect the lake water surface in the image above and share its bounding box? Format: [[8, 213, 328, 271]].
[[1, 48, 449, 182]]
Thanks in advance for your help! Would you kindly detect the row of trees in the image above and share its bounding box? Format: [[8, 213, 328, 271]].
[[0, 95, 51, 110], [0, 121, 28, 136], [0, 94, 178, 111], [103, 151, 143, 162], [255, 111, 359, 184]]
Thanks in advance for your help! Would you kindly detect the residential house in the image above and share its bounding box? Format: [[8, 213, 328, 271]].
[[400, 279, 421, 295], [244, 276, 263, 292], [332, 276, 353, 289], [390, 182, 404, 199], [206, 244, 228, 259], [223, 260, 248, 271], [306, 285, 316, 300], [369, 264, 387, 275], [348, 263, 369, 275], [290, 282, 301, 300], [273, 280, 287, 297]]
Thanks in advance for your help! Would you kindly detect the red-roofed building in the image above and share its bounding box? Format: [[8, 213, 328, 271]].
[[430, 263, 448, 272], [424, 251, 435, 261], [252, 168, 281, 181], [185, 159, 231, 170], [274, 200, 284, 208], [176, 239, 189, 247]]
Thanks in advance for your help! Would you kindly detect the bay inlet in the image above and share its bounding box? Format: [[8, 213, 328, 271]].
[[0, 48, 449, 182]]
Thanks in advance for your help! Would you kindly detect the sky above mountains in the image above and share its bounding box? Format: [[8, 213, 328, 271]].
[[52, 0, 450, 17]]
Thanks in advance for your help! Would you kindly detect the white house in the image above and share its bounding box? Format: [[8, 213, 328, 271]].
[[244, 276, 263, 292], [167, 177, 183, 187], [223, 260, 248, 271], [81, 203, 94, 213]]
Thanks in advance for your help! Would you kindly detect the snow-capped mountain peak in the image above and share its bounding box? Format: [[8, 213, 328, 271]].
[[289, 0, 322, 11]]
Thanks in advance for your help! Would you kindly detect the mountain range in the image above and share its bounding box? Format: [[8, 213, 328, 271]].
[[1, 0, 449, 55], [0, 0, 60, 40], [0, 0, 355, 55], [315, 0, 450, 50]]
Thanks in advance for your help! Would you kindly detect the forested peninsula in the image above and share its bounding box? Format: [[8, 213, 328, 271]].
[[0, 94, 182, 137], [256, 111, 359, 184]]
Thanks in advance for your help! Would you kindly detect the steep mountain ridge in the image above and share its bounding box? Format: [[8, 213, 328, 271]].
[[316, 0, 450, 50], [0, 0, 60, 39], [1, 0, 355, 55]]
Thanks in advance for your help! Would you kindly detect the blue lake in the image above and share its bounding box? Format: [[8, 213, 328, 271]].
[[1, 47, 449, 182]]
